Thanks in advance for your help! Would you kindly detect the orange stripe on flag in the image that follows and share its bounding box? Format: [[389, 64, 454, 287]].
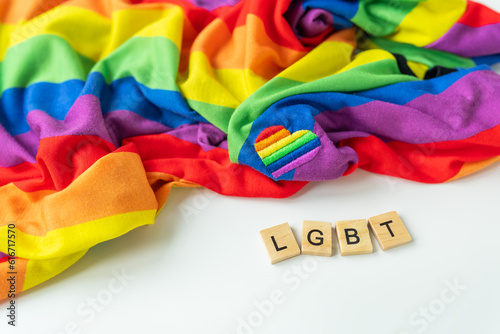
[[255, 128, 291, 152]]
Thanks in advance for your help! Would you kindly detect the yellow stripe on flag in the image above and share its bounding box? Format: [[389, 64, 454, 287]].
[[255, 128, 291, 152]]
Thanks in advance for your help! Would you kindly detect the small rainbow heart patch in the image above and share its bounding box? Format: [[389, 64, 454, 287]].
[[254, 126, 321, 178]]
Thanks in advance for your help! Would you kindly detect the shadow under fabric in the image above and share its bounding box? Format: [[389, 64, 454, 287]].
[[1, 0, 500, 299]]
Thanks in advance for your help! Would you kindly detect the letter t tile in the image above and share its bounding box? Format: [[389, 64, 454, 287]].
[[368, 211, 412, 251]]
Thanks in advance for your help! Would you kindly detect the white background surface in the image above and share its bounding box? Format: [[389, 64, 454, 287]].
[[3, 0, 500, 333]]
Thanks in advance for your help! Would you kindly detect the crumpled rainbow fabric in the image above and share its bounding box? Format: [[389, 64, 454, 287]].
[[1, 0, 500, 299]]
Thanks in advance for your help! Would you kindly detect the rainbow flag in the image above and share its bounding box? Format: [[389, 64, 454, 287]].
[[1, 0, 500, 299]]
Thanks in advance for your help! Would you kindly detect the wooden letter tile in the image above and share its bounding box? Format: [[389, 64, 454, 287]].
[[260, 223, 301, 264], [368, 211, 412, 250], [301, 220, 332, 257], [336, 219, 373, 256]]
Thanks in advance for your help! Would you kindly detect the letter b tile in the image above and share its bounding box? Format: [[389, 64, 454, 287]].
[[260, 223, 301, 264], [336, 219, 373, 256]]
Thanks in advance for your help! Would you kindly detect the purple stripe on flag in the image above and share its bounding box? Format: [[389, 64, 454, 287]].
[[184, 0, 241, 11], [1, 95, 228, 167], [272, 146, 321, 178], [315, 70, 500, 145], [426, 22, 500, 58]]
